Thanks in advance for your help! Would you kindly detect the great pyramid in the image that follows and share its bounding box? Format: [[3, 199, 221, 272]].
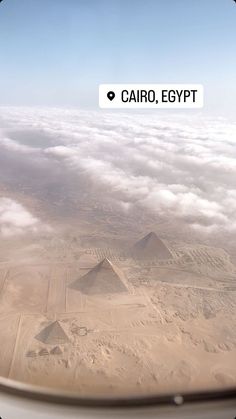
[[35, 321, 70, 345], [70, 258, 128, 295], [131, 232, 173, 260]]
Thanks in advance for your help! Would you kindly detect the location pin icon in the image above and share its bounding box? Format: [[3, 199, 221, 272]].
[[107, 91, 115, 101]]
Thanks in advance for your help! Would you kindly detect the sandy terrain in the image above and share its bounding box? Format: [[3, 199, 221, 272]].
[[0, 230, 235, 397]]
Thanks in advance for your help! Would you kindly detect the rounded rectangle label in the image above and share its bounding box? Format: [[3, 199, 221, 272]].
[[99, 84, 204, 109]]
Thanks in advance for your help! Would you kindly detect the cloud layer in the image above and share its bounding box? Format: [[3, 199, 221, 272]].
[[0, 107, 236, 234], [0, 197, 45, 237]]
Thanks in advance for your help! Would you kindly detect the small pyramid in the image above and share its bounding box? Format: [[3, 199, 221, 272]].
[[70, 258, 128, 295], [26, 350, 37, 358], [35, 321, 70, 345], [38, 348, 49, 356], [50, 346, 63, 355], [132, 232, 172, 260]]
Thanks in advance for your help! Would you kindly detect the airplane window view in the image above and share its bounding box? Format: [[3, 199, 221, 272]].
[[0, 0, 235, 402]]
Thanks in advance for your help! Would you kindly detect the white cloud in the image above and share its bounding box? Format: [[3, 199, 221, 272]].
[[0, 137, 37, 153], [0, 107, 236, 233], [0, 197, 49, 237]]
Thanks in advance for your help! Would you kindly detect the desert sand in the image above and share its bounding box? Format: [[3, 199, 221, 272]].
[[0, 229, 235, 397]]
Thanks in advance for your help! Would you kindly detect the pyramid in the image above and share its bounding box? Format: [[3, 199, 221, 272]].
[[39, 348, 49, 356], [70, 258, 128, 295], [26, 350, 37, 358], [35, 321, 70, 345], [50, 346, 63, 355], [132, 232, 173, 260]]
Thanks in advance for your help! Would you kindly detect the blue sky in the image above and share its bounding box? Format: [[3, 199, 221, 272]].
[[0, 0, 235, 114]]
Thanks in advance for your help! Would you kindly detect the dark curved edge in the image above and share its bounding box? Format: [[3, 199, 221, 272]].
[[0, 378, 236, 408]]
